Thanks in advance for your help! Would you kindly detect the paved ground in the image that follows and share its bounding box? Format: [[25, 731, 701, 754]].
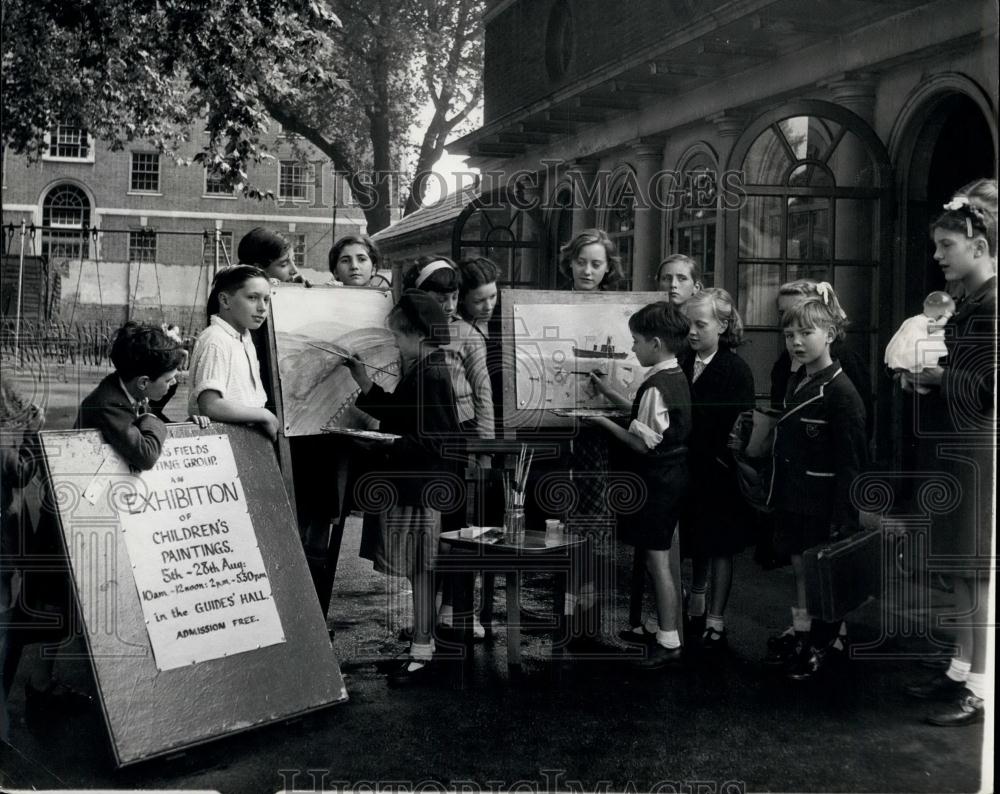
[[1, 364, 991, 792]]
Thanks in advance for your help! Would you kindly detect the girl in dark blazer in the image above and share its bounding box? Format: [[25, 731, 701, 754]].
[[346, 290, 461, 686], [903, 181, 996, 727], [679, 289, 755, 650], [765, 294, 867, 681]]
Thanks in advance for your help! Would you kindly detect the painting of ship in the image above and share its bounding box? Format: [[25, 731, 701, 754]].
[[573, 335, 628, 360]]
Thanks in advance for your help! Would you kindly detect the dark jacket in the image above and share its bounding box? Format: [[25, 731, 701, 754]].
[[682, 348, 756, 481], [770, 342, 873, 437], [353, 348, 461, 508], [767, 360, 867, 528], [680, 348, 756, 550], [75, 374, 167, 471]]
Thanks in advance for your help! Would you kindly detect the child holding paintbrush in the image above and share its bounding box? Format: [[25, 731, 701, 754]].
[[345, 290, 460, 687], [587, 302, 692, 670]]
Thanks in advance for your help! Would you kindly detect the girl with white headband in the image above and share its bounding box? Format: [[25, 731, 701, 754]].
[[404, 255, 494, 639]]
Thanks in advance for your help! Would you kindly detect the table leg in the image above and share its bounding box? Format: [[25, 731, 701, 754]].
[[481, 572, 495, 640], [551, 568, 567, 685], [450, 569, 476, 689], [505, 571, 522, 674]]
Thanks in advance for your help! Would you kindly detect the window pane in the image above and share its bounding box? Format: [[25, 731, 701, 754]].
[[131, 152, 160, 192], [203, 232, 234, 267], [49, 125, 89, 158], [739, 196, 783, 258], [779, 116, 838, 161], [828, 130, 877, 188], [788, 163, 834, 188], [291, 233, 307, 268], [743, 127, 789, 185], [835, 199, 877, 260], [787, 196, 830, 260], [834, 265, 875, 330], [205, 169, 231, 195], [128, 230, 157, 263], [787, 264, 830, 283], [279, 161, 312, 200], [738, 263, 781, 326]]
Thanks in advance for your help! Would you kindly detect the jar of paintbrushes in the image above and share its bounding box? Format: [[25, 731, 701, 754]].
[[503, 445, 533, 544]]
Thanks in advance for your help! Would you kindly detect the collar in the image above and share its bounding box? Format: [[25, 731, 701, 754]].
[[695, 349, 717, 367], [210, 314, 248, 341], [959, 275, 996, 310], [643, 357, 679, 381], [117, 377, 138, 407]]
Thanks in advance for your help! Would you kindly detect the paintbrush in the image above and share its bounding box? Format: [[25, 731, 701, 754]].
[[305, 341, 396, 376]]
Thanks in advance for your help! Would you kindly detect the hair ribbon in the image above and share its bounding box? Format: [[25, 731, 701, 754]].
[[815, 281, 833, 306], [415, 260, 454, 288]]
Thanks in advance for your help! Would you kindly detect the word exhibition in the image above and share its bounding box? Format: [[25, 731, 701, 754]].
[[114, 435, 285, 671]]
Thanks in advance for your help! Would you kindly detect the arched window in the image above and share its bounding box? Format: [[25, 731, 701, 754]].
[[452, 185, 547, 288], [671, 148, 719, 286], [42, 183, 91, 259], [603, 169, 636, 289], [725, 101, 891, 407]]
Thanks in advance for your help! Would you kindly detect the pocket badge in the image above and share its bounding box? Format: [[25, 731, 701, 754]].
[[805, 422, 820, 439]]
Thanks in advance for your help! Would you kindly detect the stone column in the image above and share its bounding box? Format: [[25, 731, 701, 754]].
[[630, 139, 665, 291], [568, 159, 600, 236]]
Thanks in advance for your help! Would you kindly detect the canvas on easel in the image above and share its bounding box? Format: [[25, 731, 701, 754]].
[[498, 289, 666, 430]]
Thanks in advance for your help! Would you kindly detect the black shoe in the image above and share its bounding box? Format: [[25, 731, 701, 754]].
[[701, 626, 728, 651], [633, 643, 683, 671], [25, 681, 94, 717], [925, 689, 985, 727], [763, 631, 798, 667], [904, 672, 967, 701], [686, 613, 706, 639], [387, 660, 436, 688], [617, 626, 656, 646], [785, 644, 826, 681]]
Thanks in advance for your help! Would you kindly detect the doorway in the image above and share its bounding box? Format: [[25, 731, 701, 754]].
[[896, 91, 995, 479]]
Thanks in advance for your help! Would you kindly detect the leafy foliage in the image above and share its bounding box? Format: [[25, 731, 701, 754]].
[[1, 0, 482, 230]]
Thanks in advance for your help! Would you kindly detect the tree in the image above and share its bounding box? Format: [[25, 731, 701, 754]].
[[263, 0, 484, 230], [1, 0, 483, 233]]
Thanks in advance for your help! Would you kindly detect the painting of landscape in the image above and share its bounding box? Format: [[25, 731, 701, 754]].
[[270, 285, 398, 437]]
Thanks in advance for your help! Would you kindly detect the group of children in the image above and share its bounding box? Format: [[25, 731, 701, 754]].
[[2, 180, 995, 722]]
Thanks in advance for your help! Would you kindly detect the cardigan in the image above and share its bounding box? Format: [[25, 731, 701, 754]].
[[353, 348, 461, 508], [443, 317, 494, 439]]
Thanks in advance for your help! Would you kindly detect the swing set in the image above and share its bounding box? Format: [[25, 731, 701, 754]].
[[1, 221, 232, 371]]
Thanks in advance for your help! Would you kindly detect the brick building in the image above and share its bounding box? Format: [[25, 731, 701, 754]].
[[1, 124, 369, 328]]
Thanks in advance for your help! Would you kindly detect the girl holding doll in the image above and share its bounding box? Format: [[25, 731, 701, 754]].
[[764, 287, 867, 681], [902, 179, 996, 727], [679, 288, 755, 649]]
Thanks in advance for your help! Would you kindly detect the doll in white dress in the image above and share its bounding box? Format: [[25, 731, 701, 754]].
[[884, 290, 955, 394]]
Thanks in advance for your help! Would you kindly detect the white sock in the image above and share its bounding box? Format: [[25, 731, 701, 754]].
[[965, 672, 988, 699], [688, 587, 707, 617], [945, 658, 971, 683], [656, 629, 681, 649], [791, 607, 811, 634], [705, 614, 724, 633], [438, 604, 453, 627], [643, 618, 659, 634], [410, 641, 433, 662]]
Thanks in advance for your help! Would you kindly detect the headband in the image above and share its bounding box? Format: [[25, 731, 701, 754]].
[[415, 260, 454, 289], [943, 196, 988, 238]]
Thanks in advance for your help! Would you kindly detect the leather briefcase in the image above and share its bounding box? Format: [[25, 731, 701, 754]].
[[803, 528, 883, 622]]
